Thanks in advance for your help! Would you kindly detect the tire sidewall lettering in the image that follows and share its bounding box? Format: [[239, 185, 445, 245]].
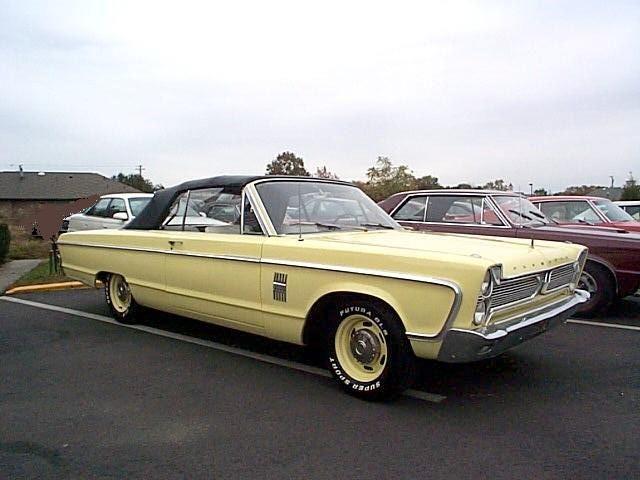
[[331, 304, 390, 392], [105, 275, 129, 319]]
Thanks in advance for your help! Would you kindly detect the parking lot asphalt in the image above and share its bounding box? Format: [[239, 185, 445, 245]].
[[1, 290, 638, 479]]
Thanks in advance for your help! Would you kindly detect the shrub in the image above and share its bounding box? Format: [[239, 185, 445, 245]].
[[0, 224, 10, 263]]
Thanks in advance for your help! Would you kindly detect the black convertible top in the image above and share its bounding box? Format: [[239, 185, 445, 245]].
[[125, 175, 349, 230]]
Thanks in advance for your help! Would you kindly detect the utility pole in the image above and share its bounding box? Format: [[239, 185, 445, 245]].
[[136, 164, 145, 177], [529, 183, 533, 196]]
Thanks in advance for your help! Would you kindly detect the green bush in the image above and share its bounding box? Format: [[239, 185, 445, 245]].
[[0, 224, 10, 263]]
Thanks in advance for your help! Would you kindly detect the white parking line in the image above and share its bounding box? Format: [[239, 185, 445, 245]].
[[0, 296, 446, 403], [567, 319, 640, 331]]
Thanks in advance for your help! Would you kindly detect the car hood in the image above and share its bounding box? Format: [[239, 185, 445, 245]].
[[528, 224, 640, 240], [307, 229, 583, 278], [607, 221, 640, 232]]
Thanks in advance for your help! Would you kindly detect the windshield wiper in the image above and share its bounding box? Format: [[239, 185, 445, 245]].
[[529, 210, 547, 220], [359, 222, 395, 230], [507, 209, 533, 221], [287, 221, 344, 231]]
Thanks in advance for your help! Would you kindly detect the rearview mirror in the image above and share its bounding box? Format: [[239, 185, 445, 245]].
[[113, 212, 129, 221]]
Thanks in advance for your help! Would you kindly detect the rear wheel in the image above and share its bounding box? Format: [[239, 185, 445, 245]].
[[327, 298, 415, 400], [576, 262, 615, 317], [105, 274, 141, 324]]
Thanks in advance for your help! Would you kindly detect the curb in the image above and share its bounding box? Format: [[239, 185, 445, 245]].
[[4, 281, 88, 295]]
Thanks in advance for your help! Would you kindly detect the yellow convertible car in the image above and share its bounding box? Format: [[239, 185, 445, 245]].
[[58, 176, 589, 399]]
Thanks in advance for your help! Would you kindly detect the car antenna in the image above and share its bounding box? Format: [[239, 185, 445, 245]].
[[518, 190, 534, 248], [298, 182, 303, 242]]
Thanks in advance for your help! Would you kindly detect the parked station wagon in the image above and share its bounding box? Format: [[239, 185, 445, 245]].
[[59, 177, 588, 399], [381, 189, 640, 316]]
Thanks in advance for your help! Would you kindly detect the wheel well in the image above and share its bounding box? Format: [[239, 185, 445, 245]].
[[584, 259, 617, 295], [95, 271, 110, 287], [302, 292, 399, 347]]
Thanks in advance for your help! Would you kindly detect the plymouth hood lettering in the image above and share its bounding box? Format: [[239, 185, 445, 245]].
[[309, 230, 579, 277]]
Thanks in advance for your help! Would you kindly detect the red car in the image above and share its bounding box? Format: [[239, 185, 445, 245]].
[[380, 189, 640, 316], [530, 196, 640, 233]]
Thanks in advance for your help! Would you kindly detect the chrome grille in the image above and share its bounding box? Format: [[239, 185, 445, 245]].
[[547, 263, 576, 291], [491, 275, 542, 308]]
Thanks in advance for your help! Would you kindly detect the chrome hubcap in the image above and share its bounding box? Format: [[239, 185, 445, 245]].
[[350, 329, 380, 364], [109, 275, 132, 313], [116, 281, 129, 303], [578, 272, 598, 295]]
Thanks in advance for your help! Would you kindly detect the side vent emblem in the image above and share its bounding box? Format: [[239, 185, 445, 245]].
[[273, 272, 288, 302]]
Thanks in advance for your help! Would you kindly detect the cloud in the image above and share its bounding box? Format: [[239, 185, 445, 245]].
[[1, 0, 638, 192]]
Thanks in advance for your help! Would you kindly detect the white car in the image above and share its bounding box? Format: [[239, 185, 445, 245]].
[[615, 200, 640, 220], [62, 193, 154, 232]]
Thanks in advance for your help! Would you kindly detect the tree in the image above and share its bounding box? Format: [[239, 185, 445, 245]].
[[315, 166, 339, 179], [266, 151, 310, 176], [533, 188, 548, 196], [112, 173, 155, 193], [482, 179, 510, 191], [413, 175, 442, 190], [451, 183, 474, 189], [621, 172, 640, 200], [360, 157, 417, 201], [560, 185, 605, 196]]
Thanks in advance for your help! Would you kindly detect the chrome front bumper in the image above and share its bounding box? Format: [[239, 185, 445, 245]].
[[436, 290, 589, 363]]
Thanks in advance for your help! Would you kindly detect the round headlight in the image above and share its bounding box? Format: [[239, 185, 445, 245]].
[[481, 270, 492, 297], [473, 300, 487, 326]]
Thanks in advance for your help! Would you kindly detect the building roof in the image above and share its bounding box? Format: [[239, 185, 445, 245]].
[[0, 171, 141, 200]]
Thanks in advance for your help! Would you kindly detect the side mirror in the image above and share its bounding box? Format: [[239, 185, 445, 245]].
[[113, 212, 129, 221]]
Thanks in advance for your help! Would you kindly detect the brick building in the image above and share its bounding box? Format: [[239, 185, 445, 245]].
[[0, 171, 140, 229]]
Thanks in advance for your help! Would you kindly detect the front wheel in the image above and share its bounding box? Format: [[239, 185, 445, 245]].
[[105, 274, 141, 324], [576, 262, 615, 317], [327, 299, 415, 400]]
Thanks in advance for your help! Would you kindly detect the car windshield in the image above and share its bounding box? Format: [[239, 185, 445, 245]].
[[255, 181, 400, 234], [128, 197, 152, 216], [492, 196, 550, 226], [593, 199, 635, 222]]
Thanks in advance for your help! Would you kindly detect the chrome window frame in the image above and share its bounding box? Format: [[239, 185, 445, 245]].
[[392, 195, 429, 222], [536, 199, 608, 224], [389, 192, 511, 229], [246, 177, 402, 236], [589, 198, 634, 223], [241, 187, 269, 236]]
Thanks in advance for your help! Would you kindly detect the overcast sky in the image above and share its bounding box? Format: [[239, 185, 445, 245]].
[[1, 0, 638, 192]]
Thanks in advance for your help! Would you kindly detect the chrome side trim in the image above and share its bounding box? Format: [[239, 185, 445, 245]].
[[57, 242, 261, 263], [59, 241, 463, 339], [260, 258, 463, 341], [405, 330, 443, 341]]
